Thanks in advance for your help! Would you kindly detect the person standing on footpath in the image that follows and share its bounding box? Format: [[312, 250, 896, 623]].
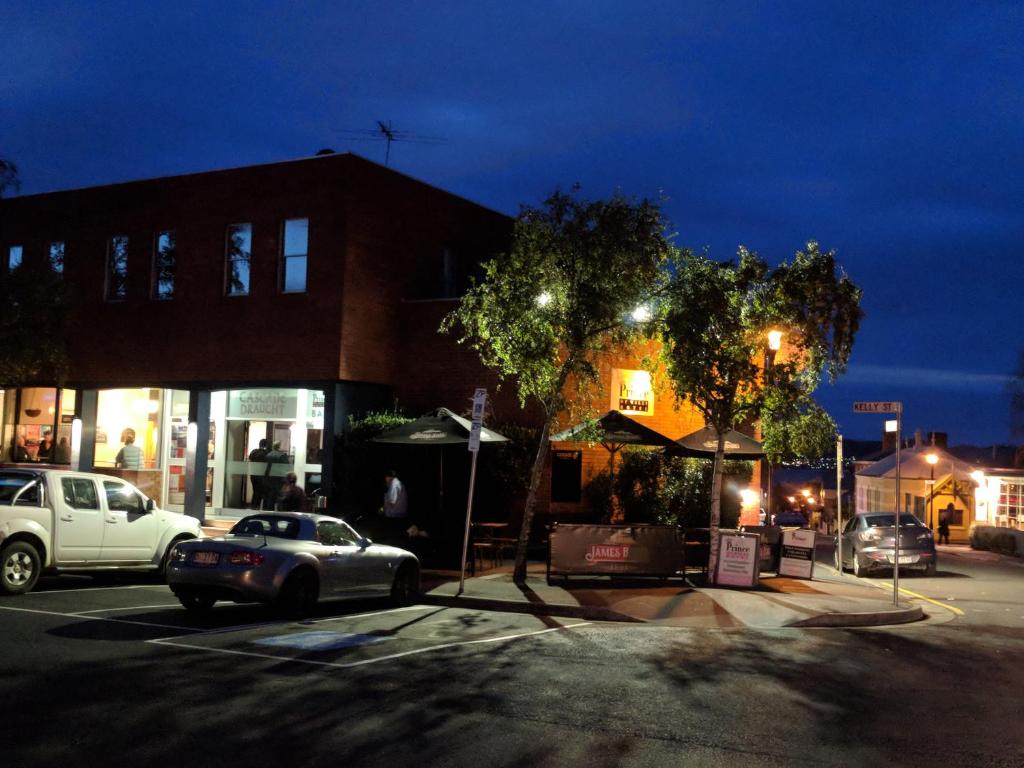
[[379, 469, 408, 540], [938, 503, 953, 545]]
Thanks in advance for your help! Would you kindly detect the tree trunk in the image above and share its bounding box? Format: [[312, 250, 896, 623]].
[[512, 417, 552, 584], [706, 428, 727, 584]]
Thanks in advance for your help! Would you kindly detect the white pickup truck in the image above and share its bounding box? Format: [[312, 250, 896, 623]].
[[0, 467, 202, 595]]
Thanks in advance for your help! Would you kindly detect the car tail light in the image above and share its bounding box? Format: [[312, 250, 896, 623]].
[[859, 529, 882, 543], [916, 530, 934, 542], [227, 551, 265, 566]]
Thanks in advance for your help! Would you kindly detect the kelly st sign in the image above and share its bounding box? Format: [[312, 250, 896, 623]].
[[853, 401, 903, 414]]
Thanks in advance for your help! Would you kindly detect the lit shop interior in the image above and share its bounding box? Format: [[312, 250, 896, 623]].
[[1, 386, 324, 517]]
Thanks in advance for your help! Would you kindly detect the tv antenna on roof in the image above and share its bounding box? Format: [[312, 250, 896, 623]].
[[335, 121, 446, 166]]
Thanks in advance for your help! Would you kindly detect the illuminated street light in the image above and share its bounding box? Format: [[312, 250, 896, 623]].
[[739, 488, 758, 506], [767, 329, 783, 351], [801, 488, 811, 497], [763, 329, 783, 523], [926, 452, 939, 530], [970, 470, 985, 484], [631, 304, 652, 322], [536, 291, 552, 307]]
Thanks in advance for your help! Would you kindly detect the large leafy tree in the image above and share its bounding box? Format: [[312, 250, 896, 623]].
[[0, 159, 68, 384], [443, 188, 672, 583], [660, 241, 861, 580]]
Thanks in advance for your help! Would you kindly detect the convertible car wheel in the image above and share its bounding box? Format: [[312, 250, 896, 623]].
[[278, 570, 319, 617], [178, 592, 216, 613], [391, 562, 419, 606]]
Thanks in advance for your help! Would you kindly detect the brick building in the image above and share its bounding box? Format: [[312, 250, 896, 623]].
[[1, 152, 759, 529]]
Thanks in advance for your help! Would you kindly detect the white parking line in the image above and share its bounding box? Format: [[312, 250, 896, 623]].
[[0, 603, 204, 631], [73, 604, 182, 614], [28, 584, 167, 595], [148, 622, 592, 670]]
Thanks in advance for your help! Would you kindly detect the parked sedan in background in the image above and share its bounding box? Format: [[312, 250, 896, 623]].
[[835, 512, 937, 577], [166, 512, 419, 614]]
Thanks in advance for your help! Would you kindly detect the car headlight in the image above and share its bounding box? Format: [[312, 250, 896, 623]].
[[170, 547, 189, 562]]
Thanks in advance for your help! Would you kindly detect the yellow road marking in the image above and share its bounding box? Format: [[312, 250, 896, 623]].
[[894, 586, 964, 616]]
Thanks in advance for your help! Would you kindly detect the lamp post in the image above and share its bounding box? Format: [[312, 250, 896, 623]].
[[926, 452, 939, 530], [764, 329, 783, 524]]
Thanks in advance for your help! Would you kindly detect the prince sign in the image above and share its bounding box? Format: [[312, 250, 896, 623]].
[[715, 532, 760, 588]]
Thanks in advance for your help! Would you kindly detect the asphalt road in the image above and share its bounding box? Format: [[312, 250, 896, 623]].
[[2, 546, 1022, 768]]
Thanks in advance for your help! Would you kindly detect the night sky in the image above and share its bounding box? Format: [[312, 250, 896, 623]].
[[3, 2, 1022, 445]]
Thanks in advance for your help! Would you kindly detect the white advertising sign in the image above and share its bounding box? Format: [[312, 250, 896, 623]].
[[715, 533, 760, 588], [468, 388, 487, 453], [778, 528, 817, 579]]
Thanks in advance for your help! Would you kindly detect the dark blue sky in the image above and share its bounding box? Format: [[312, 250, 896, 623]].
[[3, 2, 1022, 444]]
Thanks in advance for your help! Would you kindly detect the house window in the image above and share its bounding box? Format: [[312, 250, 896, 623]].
[[106, 236, 129, 301], [225, 223, 252, 296], [49, 242, 64, 274], [280, 218, 307, 293], [551, 450, 583, 503], [8, 245, 23, 271], [152, 231, 176, 299]]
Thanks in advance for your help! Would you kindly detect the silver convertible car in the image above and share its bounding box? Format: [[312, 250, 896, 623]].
[[166, 512, 420, 614]]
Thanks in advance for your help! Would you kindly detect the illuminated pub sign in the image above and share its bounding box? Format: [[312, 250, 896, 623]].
[[610, 369, 654, 416]]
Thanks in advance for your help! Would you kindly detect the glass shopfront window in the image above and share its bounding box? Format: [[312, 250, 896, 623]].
[[1, 387, 76, 464], [215, 387, 324, 516], [95, 388, 163, 469]]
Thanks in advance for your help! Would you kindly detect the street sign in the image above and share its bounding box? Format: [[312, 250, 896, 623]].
[[853, 401, 903, 414], [468, 388, 487, 453], [778, 528, 816, 579]]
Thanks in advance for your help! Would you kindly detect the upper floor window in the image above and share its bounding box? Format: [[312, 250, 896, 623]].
[[152, 230, 176, 300], [106, 236, 129, 301], [8, 245, 23, 272], [49, 241, 64, 274], [281, 218, 308, 293], [225, 223, 252, 296]]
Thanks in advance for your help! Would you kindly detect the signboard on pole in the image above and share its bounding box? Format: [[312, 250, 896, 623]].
[[778, 528, 817, 579], [715, 532, 760, 588], [468, 388, 487, 453], [853, 401, 903, 414]]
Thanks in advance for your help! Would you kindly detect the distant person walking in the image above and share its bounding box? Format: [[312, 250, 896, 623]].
[[938, 503, 953, 545], [115, 429, 144, 469]]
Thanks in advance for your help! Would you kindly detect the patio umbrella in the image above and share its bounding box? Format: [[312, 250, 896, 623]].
[[669, 426, 765, 460], [371, 408, 509, 516], [551, 410, 676, 475]]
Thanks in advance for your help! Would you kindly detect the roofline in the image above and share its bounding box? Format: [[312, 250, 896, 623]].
[[1, 151, 513, 221]]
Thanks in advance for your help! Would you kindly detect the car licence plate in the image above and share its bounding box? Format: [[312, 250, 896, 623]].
[[192, 551, 220, 566], [892, 555, 918, 564]]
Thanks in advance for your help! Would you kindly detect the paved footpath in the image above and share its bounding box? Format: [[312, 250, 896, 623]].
[[423, 558, 927, 629]]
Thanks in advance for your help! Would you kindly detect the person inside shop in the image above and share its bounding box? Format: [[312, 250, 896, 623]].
[[35, 431, 54, 463], [277, 472, 306, 511], [262, 441, 289, 510], [377, 469, 408, 541], [115, 428, 144, 470], [54, 437, 72, 464], [248, 438, 269, 509], [12, 434, 32, 463]]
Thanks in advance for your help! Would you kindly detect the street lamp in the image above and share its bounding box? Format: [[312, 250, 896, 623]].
[[763, 329, 783, 525], [926, 452, 939, 530]]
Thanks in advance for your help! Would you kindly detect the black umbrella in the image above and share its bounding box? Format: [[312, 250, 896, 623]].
[[371, 408, 509, 518], [669, 426, 765, 460], [551, 410, 676, 475]]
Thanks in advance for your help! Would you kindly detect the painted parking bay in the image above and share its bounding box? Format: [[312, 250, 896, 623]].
[[148, 605, 590, 670]]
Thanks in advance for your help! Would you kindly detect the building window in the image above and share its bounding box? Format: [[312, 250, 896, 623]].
[[225, 223, 252, 296], [106, 236, 129, 301], [8, 245, 23, 271], [281, 218, 307, 293], [551, 450, 583, 503], [49, 242, 64, 274], [152, 230, 176, 299]]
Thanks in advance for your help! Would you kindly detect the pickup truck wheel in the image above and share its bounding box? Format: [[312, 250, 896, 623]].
[[178, 592, 216, 614], [277, 571, 319, 618], [1, 542, 42, 595], [390, 562, 419, 606]]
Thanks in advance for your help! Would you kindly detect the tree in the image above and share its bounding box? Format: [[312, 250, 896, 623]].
[[0, 158, 19, 198], [660, 241, 861, 580], [443, 188, 672, 583]]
